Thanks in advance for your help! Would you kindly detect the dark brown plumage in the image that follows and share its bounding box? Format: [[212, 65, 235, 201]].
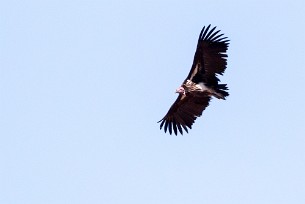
[[158, 25, 230, 135]]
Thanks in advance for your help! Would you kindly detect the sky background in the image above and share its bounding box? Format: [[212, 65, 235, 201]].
[[1, 0, 305, 203]]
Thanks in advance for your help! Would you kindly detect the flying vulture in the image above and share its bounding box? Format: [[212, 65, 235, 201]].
[[158, 25, 230, 135]]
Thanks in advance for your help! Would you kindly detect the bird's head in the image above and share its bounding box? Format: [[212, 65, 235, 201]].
[[175, 86, 185, 94]]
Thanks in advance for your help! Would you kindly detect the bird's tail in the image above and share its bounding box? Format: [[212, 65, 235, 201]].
[[213, 84, 229, 100]]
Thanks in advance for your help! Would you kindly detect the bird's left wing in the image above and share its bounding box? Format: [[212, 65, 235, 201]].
[[186, 25, 229, 85]]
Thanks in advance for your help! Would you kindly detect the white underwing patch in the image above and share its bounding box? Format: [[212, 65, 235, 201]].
[[189, 63, 200, 80], [198, 82, 209, 91]]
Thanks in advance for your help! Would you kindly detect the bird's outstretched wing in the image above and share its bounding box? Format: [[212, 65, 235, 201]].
[[186, 25, 230, 87], [158, 93, 211, 135]]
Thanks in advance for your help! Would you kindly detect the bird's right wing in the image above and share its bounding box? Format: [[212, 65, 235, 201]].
[[158, 93, 211, 135]]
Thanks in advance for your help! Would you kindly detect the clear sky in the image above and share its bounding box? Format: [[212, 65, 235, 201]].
[[1, 0, 305, 203]]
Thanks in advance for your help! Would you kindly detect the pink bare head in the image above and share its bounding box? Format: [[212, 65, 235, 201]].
[[175, 86, 185, 94]]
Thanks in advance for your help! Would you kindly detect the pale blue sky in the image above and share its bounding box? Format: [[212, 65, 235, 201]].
[[1, 0, 305, 204]]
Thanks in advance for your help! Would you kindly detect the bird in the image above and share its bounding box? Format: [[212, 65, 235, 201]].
[[158, 25, 230, 135]]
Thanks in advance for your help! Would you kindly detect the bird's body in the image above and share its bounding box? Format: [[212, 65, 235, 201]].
[[159, 25, 230, 135], [180, 80, 225, 99]]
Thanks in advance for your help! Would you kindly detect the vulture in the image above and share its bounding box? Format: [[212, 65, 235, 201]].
[[158, 25, 230, 135]]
